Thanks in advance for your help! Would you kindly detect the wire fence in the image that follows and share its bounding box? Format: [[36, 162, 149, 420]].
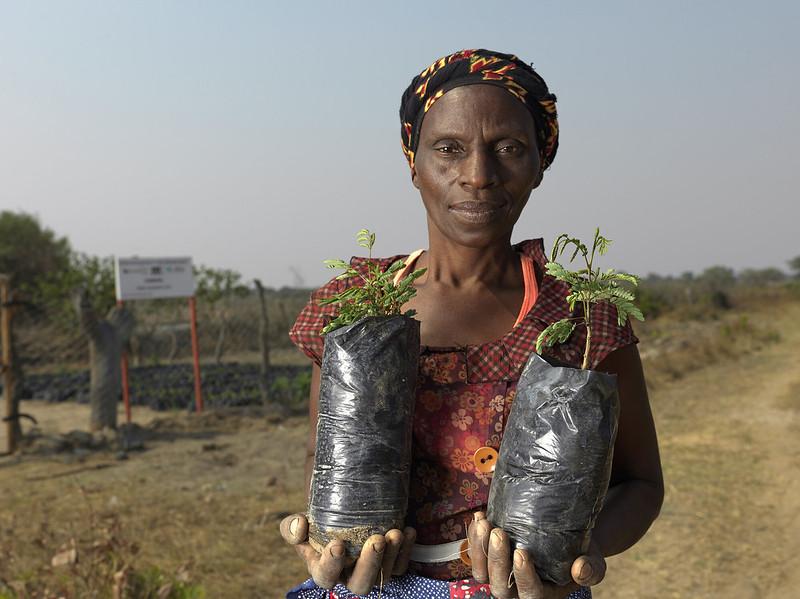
[[3, 285, 314, 419]]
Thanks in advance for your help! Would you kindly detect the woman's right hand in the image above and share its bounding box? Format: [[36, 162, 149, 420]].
[[280, 514, 417, 595]]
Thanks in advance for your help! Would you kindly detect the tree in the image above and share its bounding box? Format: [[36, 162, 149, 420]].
[[789, 255, 800, 279], [72, 287, 135, 430], [0, 211, 71, 290], [0, 212, 72, 442], [699, 265, 736, 290], [738, 267, 786, 286], [35, 254, 116, 322]]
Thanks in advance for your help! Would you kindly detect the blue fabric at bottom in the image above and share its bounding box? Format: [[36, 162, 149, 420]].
[[286, 574, 449, 598], [286, 574, 592, 598]]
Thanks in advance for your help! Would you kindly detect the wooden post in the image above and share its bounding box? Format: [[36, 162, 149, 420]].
[[0, 274, 16, 454], [253, 279, 271, 405], [188, 296, 203, 412], [117, 299, 132, 424]]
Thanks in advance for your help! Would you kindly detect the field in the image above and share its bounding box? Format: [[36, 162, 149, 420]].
[[1, 297, 799, 598]]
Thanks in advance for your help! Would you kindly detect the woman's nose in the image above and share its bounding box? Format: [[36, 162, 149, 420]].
[[459, 148, 498, 190]]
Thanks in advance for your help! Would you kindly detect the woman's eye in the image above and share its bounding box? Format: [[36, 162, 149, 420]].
[[434, 143, 460, 154], [497, 143, 521, 155]]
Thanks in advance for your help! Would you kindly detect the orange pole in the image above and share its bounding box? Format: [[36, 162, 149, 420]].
[[188, 296, 203, 413], [117, 299, 131, 423]]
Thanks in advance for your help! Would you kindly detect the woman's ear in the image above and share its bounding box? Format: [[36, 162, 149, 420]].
[[532, 169, 544, 190], [410, 166, 420, 189]]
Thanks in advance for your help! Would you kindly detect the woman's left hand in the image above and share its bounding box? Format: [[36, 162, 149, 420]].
[[467, 512, 606, 599]]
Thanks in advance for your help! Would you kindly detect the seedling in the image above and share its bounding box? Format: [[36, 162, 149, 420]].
[[536, 228, 644, 369], [318, 229, 426, 334]]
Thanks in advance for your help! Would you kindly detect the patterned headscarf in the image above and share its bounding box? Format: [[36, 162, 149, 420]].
[[400, 49, 559, 176]]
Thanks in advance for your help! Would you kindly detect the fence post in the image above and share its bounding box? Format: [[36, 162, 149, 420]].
[[188, 296, 204, 413], [253, 279, 271, 405], [0, 274, 16, 454]]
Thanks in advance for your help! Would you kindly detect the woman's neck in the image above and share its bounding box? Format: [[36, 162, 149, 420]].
[[420, 228, 520, 289]]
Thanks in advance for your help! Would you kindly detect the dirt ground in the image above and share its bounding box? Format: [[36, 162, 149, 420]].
[[598, 301, 800, 598], [1, 302, 799, 598]]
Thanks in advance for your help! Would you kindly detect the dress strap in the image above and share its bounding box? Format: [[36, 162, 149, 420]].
[[513, 254, 539, 328], [392, 249, 425, 285]]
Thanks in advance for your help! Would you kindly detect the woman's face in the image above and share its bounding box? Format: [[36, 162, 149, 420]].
[[412, 84, 541, 248]]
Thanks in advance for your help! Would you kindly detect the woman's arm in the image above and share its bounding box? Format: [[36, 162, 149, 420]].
[[592, 342, 664, 556]]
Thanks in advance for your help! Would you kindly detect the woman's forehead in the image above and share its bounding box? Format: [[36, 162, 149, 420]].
[[420, 85, 536, 138]]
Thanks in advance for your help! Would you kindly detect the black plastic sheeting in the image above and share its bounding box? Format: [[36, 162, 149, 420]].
[[487, 353, 619, 585], [308, 315, 420, 556]]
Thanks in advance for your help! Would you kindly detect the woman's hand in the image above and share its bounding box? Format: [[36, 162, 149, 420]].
[[280, 513, 417, 595], [467, 512, 605, 599]]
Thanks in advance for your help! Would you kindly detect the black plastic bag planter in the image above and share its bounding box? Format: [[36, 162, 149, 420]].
[[308, 315, 420, 556], [487, 353, 619, 585]]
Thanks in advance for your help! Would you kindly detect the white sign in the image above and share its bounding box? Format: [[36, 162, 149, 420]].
[[115, 256, 195, 301]]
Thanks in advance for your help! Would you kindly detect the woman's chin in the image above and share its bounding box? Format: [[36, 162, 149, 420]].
[[438, 224, 514, 249]]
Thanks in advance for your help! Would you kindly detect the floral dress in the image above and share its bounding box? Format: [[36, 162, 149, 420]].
[[287, 239, 637, 598]]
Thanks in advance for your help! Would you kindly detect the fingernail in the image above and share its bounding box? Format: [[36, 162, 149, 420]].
[[514, 549, 525, 568], [473, 512, 485, 522], [580, 562, 593, 580], [491, 530, 503, 548], [331, 544, 345, 558], [289, 517, 299, 537], [373, 540, 385, 554]]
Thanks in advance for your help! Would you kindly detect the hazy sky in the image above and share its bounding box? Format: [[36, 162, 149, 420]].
[[2, 1, 798, 287]]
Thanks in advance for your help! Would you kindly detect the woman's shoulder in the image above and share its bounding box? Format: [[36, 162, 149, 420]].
[[513, 237, 548, 265]]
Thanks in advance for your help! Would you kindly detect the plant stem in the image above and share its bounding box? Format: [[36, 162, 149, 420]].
[[582, 237, 596, 369], [582, 323, 592, 370]]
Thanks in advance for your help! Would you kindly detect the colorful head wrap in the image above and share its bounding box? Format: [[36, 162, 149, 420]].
[[399, 49, 559, 176]]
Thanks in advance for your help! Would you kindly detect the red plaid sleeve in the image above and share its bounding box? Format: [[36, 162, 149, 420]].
[[288, 276, 347, 365]]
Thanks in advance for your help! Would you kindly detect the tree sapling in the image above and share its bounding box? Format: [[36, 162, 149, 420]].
[[488, 228, 644, 585], [536, 228, 644, 368], [308, 229, 425, 556]]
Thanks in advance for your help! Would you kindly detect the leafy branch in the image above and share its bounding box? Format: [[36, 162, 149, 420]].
[[318, 229, 426, 334], [536, 228, 644, 369]]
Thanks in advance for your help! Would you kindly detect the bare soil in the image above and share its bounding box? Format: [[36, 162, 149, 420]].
[[1, 302, 798, 598]]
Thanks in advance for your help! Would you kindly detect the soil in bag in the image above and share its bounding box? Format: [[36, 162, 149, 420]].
[[308, 315, 420, 556], [487, 353, 619, 585]]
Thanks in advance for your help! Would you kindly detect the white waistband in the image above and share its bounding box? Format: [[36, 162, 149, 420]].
[[409, 539, 466, 563]]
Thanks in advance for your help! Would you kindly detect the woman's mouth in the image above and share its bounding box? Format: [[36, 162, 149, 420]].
[[449, 201, 505, 224]]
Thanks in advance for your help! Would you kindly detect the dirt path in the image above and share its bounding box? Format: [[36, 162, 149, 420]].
[[598, 302, 800, 598]]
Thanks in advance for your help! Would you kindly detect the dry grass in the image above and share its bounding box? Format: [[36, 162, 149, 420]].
[[637, 301, 783, 388], [1, 405, 309, 598]]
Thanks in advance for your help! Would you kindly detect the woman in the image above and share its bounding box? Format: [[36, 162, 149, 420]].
[[282, 49, 663, 599]]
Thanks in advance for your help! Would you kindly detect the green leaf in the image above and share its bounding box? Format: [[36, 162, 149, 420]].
[[611, 271, 639, 285], [536, 318, 577, 353], [323, 259, 350, 270], [356, 228, 374, 250]]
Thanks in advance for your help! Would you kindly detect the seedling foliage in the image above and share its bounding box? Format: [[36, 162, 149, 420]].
[[318, 229, 426, 334], [537, 228, 644, 369]]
